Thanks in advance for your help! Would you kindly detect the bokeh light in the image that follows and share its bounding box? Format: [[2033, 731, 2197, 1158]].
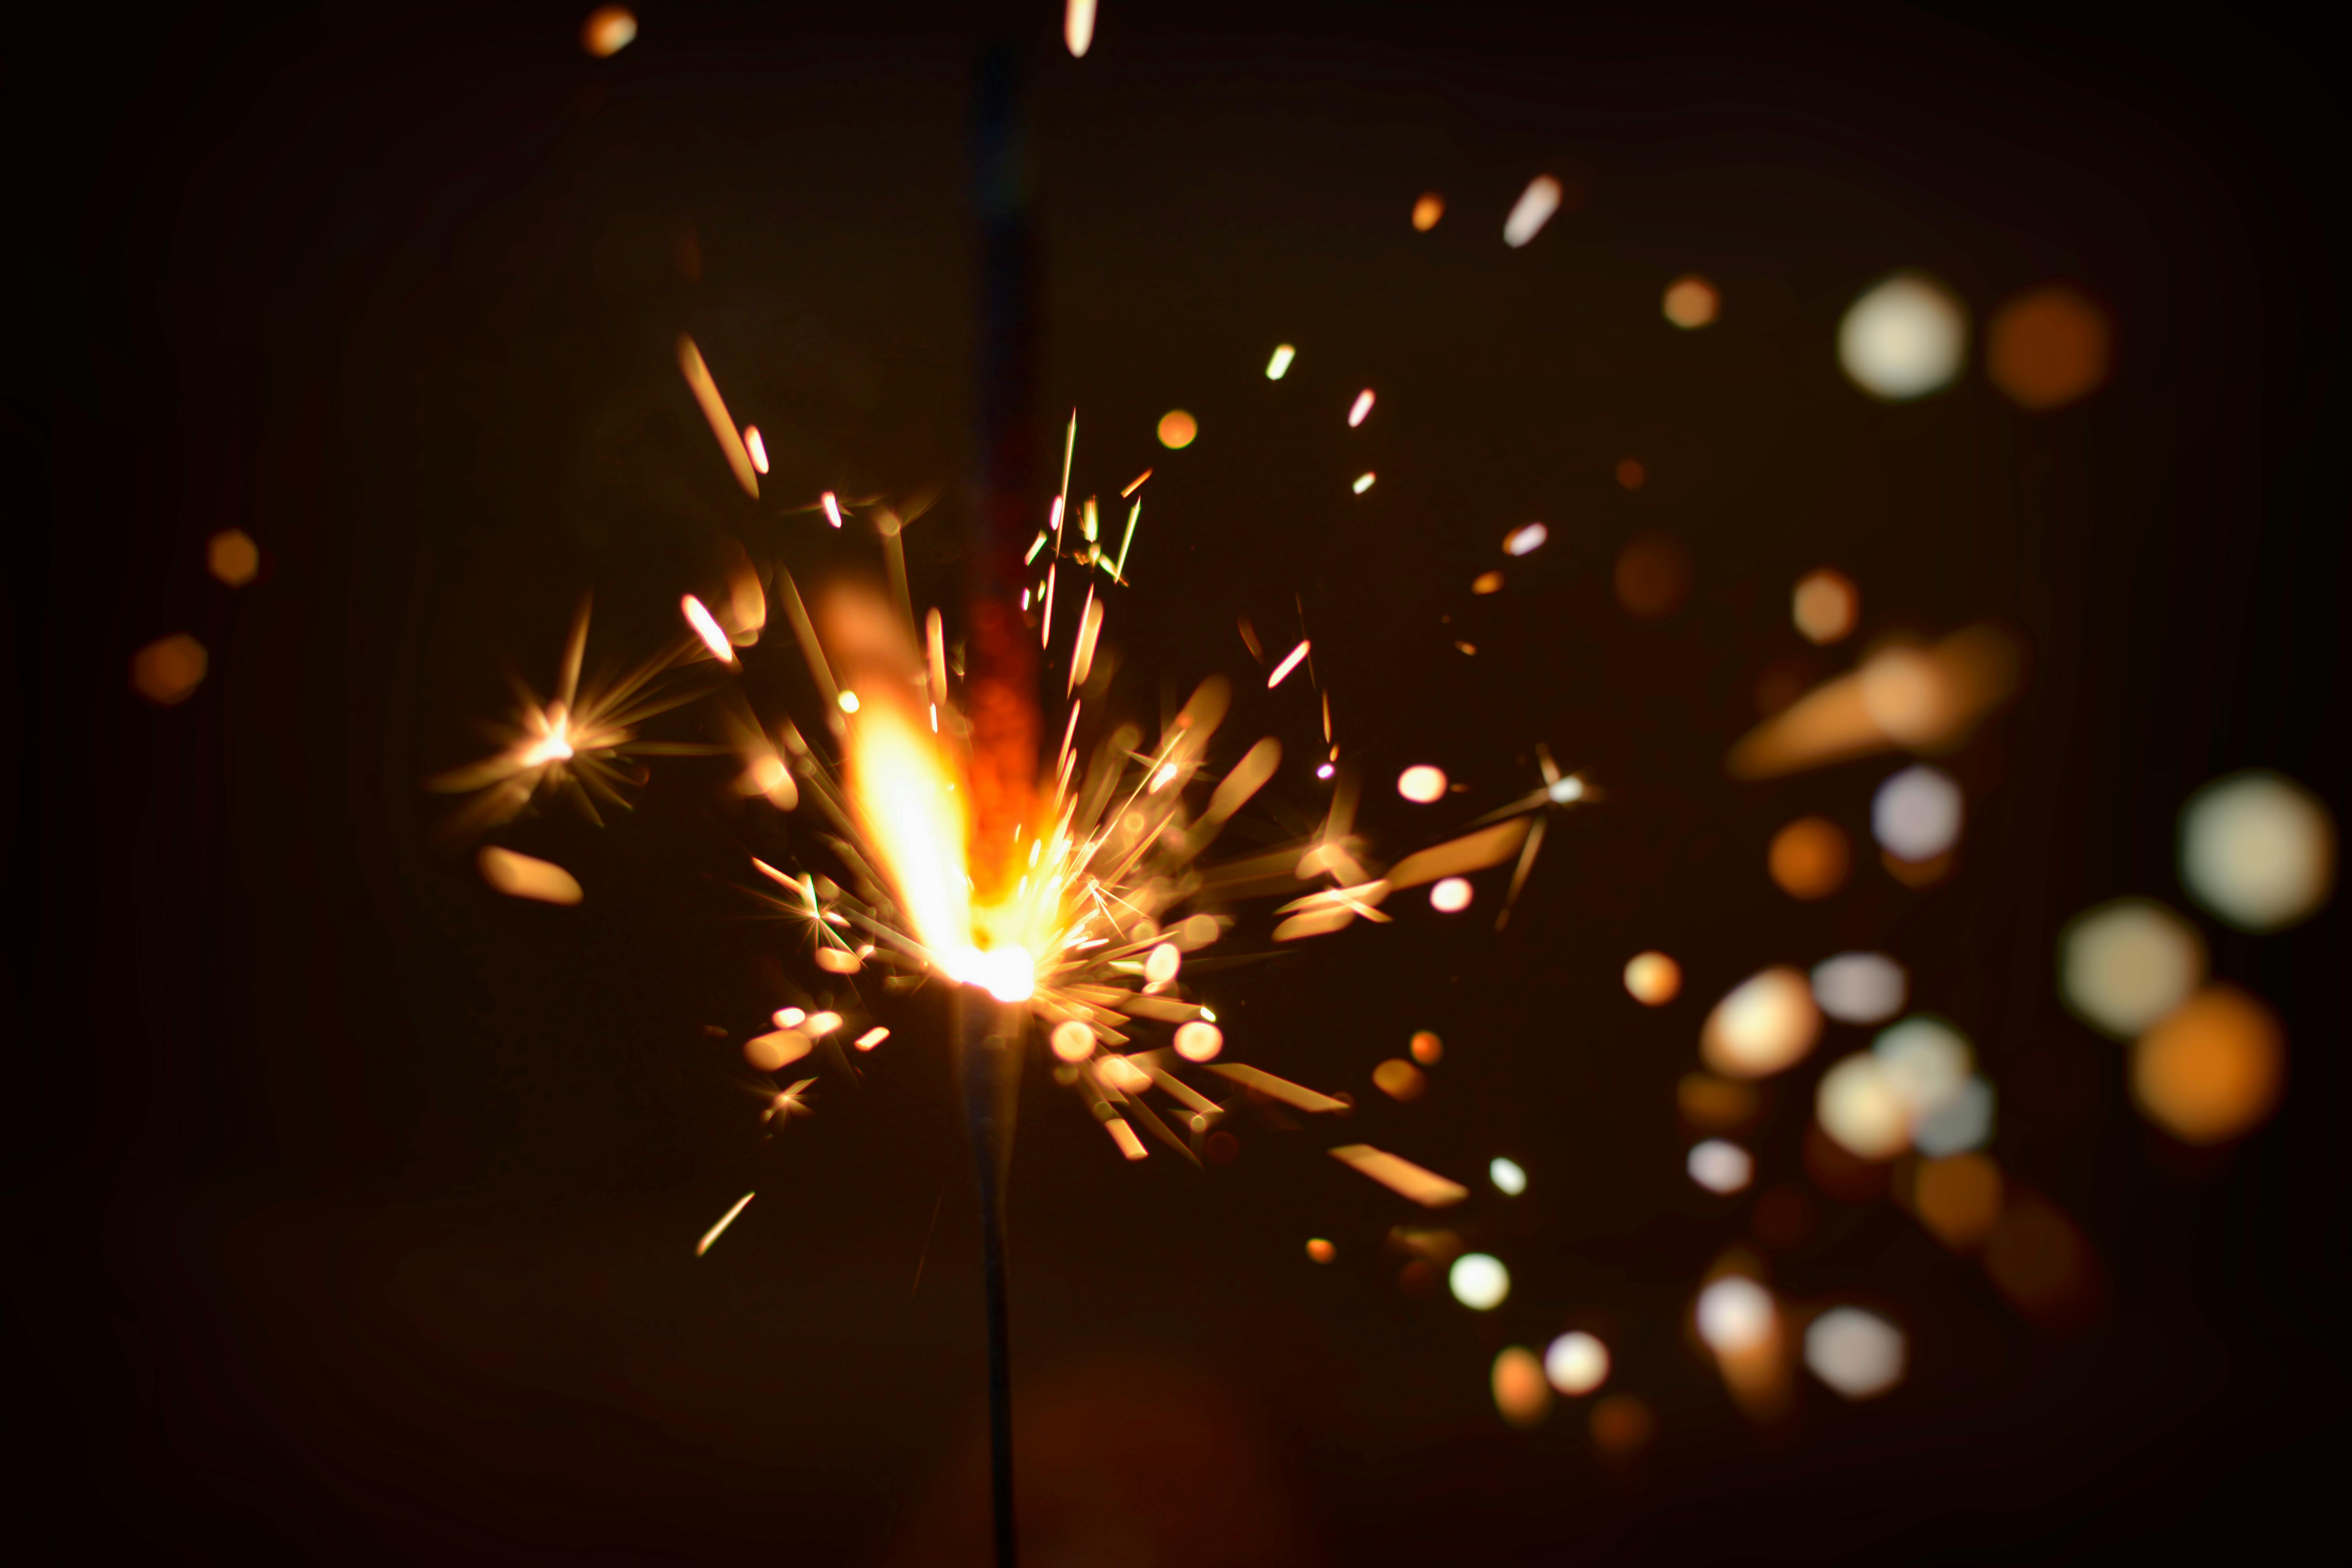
[[1792, 568, 1858, 644], [1492, 1347, 1552, 1428], [207, 528, 260, 587], [2059, 898, 2206, 1038], [1687, 1139, 1754, 1194], [1590, 1394, 1656, 1458], [1490, 1157, 1528, 1196], [1812, 952, 1907, 1024], [1504, 522, 1549, 557], [1817, 1053, 1909, 1160], [1858, 644, 1957, 744], [1411, 192, 1445, 231], [477, 846, 583, 906], [1173, 1020, 1224, 1062], [1614, 532, 1690, 619], [1428, 876, 1472, 913], [1696, 1275, 1776, 1355], [1050, 1020, 1094, 1062], [2132, 984, 2284, 1145], [1662, 274, 1719, 328], [1912, 1151, 2003, 1248], [1872, 764, 1962, 862], [131, 633, 208, 706], [1624, 951, 1681, 1006], [1264, 344, 1296, 380], [1471, 570, 1504, 594], [1702, 967, 1822, 1078], [1372, 1058, 1428, 1101], [1156, 409, 1198, 449], [1838, 272, 1968, 401], [1409, 1030, 1444, 1064], [1769, 816, 1850, 900], [1804, 1308, 1906, 1399], [2180, 770, 2336, 932], [1397, 765, 1448, 803], [1503, 175, 1563, 247], [743, 1028, 811, 1072], [1544, 1331, 1610, 1395], [1063, 0, 1096, 58], [1615, 457, 1646, 490], [1987, 285, 2111, 410], [1984, 1192, 2099, 1330], [1306, 1238, 1336, 1264], [580, 5, 637, 58], [1449, 1253, 1510, 1310]]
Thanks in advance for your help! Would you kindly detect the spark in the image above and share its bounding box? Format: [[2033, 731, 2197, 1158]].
[[676, 335, 759, 498], [1352, 472, 1376, 494], [1329, 1145, 1469, 1207], [1266, 345, 1296, 380], [1348, 389, 1376, 427], [1268, 639, 1311, 688], [820, 491, 844, 528], [1064, 0, 1096, 58], [478, 846, 584, 905], [682, 595, 737, 664], [1121, 468, 1152, 498], [695, 1191, 755, 1256], [1504, 175, 1563, 248], [744, 426, 769, 474]]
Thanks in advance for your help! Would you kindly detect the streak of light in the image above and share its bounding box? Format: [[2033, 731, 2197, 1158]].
[[1351, 472, 1376, 494], [1503, 175, 1563, 247], [2132, 984, 2284, 1145], [1702, 967, 1821, 1078], [1397, 765, 1448, 803], [1112, 497, 1142, 581], [1493, 1346, 1551, 1427], [478, 846, 583, 904], [1727, 626, 2018, 778], [1490, 1157, 1527, 1196], [1687, 1139, 1753, 1194], [1662, 274, 1719, 328], [1793, 568, 1858, 644], [854, 1026, 889, 1051], [744, 426, 769, 474], [1450, 1253, 1510, 1310], [1412, 192, 1445, 231], [1265, 345, 1296, 380], [1307, 1238, 1336, 1263], [1813, 953, 1906, 1024], [1839, 272, 1967, 401], [1805, 1308, 1906, 1399], [925, 608, 949, 712], [1328, 1144, 1469, 1207], [695, 1192, 754, 1256], [131, 634, 207, 705], [1106, 1118, 1149, 1160], [1069, 593, 1105, 693], [2059, 899, 2205, 1038], [820, 491, 844, 528], [1267, 639, 1311, 688], [1428, 877, 1472, 912], [1157, 410, 1197, 449], [1347, 389, 1375, 427], [1210, 1063, 1348, 1112], [1121, 468, 1152, 497], [1373, 1059, 1427, 1100], [772, 1006, 806, 1028], [744, 1029, 812, 1071], [1988, 285, 2111, 410], [1064, 0, 1096, 57], [675, 336, 759, 497], [207, 529, 260, 586], [1384, 817, 1530, 890], [1624, 952, 1681, 1005], [582, 5, 637, 58], [1546, 1333, 1610, 1396], [681, 594, 736, 664], [2180, 771, 2336, 932], [1504, 522, 1548, 556]]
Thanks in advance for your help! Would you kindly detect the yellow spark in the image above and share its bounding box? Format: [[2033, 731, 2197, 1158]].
[[695, 1191, 755, 1256], [820, 491, 844, 528], [681, 594, 736, 664], [1266, 344, 1296, 379], [1267, 639, 1311, 688], [1352, 472, 1376, 494], [1348, 389, 1375, 427], [675, 335, 759, 498]]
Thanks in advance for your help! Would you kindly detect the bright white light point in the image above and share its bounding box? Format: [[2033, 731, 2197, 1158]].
[[820, 491, 843, 528], [1149, 762, 1180, 793], [2180, 771, 2337, 932], [837, 690, 861, 714], [962, 946, 1035, 1004], [1873, 764, 1962, 862], [1687, 1140, 1754, 1195], [1449, 1253, 1511, 1310], [1503, 175, 1563, 248], [1702, 967, 1821, 1078], [1504, 522, 1548, 557], [1267, 639, 1311, 688], [1544, 1332, 1610, 1395], [1838, 272, 1968, 401], [1316, 763, 1335, 780], [853, 1026, 889, 1051], [773, 1007, 806, 1029], [743, 426, 769, 474], [1430, 877, 1473, 913], [1050, 1020, 1094, 1062], [1547, 775, 1584, 805], [1352, 472, 1376, 494], [1817, 1054, 1910, 1160], [1265, 344, 1296, 379], [2060, 899, 2204, 1037], [1813, 952, 1907, 1024], [804, 1011, 841, 1037], [1490, 1157, 1528, 1196], [1348, 389, 1376, 427], [1696, 1276, 1776, 1355], [1805, 1308, 1906, 1399], [681, 594, 735, 663], [1173, 1020, 1224, 1062], [1397, 765, 1448, 803], [1064, 0, 1095, 57]]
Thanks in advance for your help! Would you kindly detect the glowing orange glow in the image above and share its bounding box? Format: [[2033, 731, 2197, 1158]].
[[1397, 765, 1448, 803], [1050, 1022, 1094, 1062], [1985, 1191, 2100, 1330], [1328, 1144, 1468, 1207], [1988, 285, 2111, 410], [1624, 951, 1681, 1005], [744, 1029, 812, 1072], [1590, 1394, 1655, 1458], [1412, 192, 1445, 231], [1409, 1030, 1443, 1064], [1107, 1119, 1149, 1160], [1662, 274, 1719, 328], [1267, 639, 1310, 688], [478, 846, 583, 905], [675, 335, 759, 498], [1373, 1059, 1428, 1101], [773, 1007, 806, 1029], [581, 5, 637, 58], [1614, 533, 1689, 619], [1793, 568, 1858, 644], [1677, 1073, 1759, 1130], [1913, 1151, 2002, 1248], [1615, 457, 1646, 490], [743, 426, 769, 475], [1769, 816, 1849, 899], [1472, 570, 1503, 594], [804, 1011, 842, 1037], [842, 685, 974, 968], [813, 947, 861, 974], [207, 528, 260, 587], [1728, 625, 2018, 779], [1306, 1238, 1336, 1264], [1702, 967, 1821, 1078], [1157, 410, 1197, 449], [681, 594, 735, 664], [1348, 389, 1376, 427], [131, 634, 207, 706], [1493, 1346, 1552, 1428], [2132, 984, 2284, 1145], [1063, 0, 1096, 57]]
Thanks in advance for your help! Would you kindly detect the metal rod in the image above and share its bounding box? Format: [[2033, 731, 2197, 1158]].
[[958, 986, 1024, 1568]]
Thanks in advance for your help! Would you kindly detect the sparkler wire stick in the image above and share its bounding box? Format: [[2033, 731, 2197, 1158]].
[[958, 987, 1024, 1568]]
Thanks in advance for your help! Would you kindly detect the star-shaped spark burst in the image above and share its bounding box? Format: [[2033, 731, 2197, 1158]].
[[1466, 742, 1598, 931]]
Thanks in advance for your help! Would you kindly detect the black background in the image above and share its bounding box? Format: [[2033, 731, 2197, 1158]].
[[10, 2, 2346, 1561]]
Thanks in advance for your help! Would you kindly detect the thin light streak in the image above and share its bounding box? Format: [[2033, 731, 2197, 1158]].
[[696, 1191, 755, 1256], [1352, 472, 1376, 494], [675, 336, 759, 497], [1504, 176, 1563, 248], [820, 491, 844, 529], [1348, 389, 1376, 427], [744, 426, 769, 474], [1121, 468, 1152, 498], [1266, 345, 1296, 379], [682, 595, 737, 664], [1268, 639, 1311, 689]]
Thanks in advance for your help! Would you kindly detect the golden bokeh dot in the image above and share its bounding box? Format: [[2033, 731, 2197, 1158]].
[[1987, 285, 2112, 411], [1156, 409, 1198, 449], [1913, 1151, 2003, 1249], [1411, 192, 1445, 231], [1409, 1030, 1444, 1064], [1624, 951, 1682, 1005], [1306, 1238, 1336, 1264], [1372, 1058, 1428, 1102], [1792, 568, 1858, 645], [207, 528, 260, 587], [1613, 532, 1690, 619], [1471, 570, 1504, 594], [2131, 984, 2284, 1145], [1769, 817, 1850, 900], [131, 634, 208, 706], [580, 5, 638, 57], [1492, 1346, 1552, 1428], [1662, 274, 1720, 328]]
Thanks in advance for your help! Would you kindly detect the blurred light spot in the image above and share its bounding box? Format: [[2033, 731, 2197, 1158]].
[[1988, 285, 2111, 410], [1306, 1238, 1335, 1263], [1492, 1346, 1551, 1428], [1985, 1191, 2099, 1330], [1472, 570, 1504, 594], [1429, 876, 1472, 913], [743, 1028, 811, 1073], [1812, 952, 1906, 1024], [1397, 765, 1448, 803], [804, 1011, 842, 1037], [1688, 1139, 1754, 1194], [1049, 1021, 1094, 1062], [1624, 951, 1682, 1005], [1063, 0, 1095, 57], [1614, 532, 1690, 619], [1615, 457, 1646, 490], [1347, 389, 1376, 427], [1769, 816, 1849, 900], [1817, 1054, 1909, 1160], [131, 634, 207, 706], [2133, 984, 2283, 1145], [743, 425, 769, 474], [1591, 1393, 1655, 1457], [479, 846, 583, 905], [1793, 568, 1858, 645], [1144, 942, 1182, 985], [1373, 1058, 1428, 1101], [581, 5, 637, 56], [1913, 1151, 2002, 1248], [1873, 1017, 1973, 1118], [1545, 1331, 1610, 1395], [820, 490, 844, 528], [2180, 771, 2336, 932], [1449, 1253, 1510, 1310], [1157, 410, 1197, 449], [1548, 775, 1585, 804], [1490, 1157, 1527, 1196], [1265, 344, 1296, 380], [1504, 522, 1549, 556], [681, 594, 735, 664], [1873, 764, 1961, 862], [207, 529, 260, 587], [1858, 644, 1958, 745], [1410, 1030, 1444, 1064], [1730, 626, 2019, 780], [1838, 272, 1967, 401], [1702, 967, 1822, 1078], [1267, 639, 1311, 688], [1099, 1055, 1151, 1094], [854, 1026, 889, 1051], [836, 690, 861, 714], [813, 947, 862, 974], [1173, 1020, 1224, 1063], [773, 1007, 806, 1029], [1412, 192, 1445, 231], [1503, 175, 1563, 247], [1315, 762, 1335, 780], [1697, 1275, 1776, 1354], [2060, 898, 2206, 1038], [1352, 471, 1376, 494], [1805, 1308, 1906, 1399], [1662, 274, 1719, 328], [1915, 1077, 1995, 1157], [1679, 1073, 1759, 1130]]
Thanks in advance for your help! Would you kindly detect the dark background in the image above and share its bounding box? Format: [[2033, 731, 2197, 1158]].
[[9, 1, 2346, 1560]]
